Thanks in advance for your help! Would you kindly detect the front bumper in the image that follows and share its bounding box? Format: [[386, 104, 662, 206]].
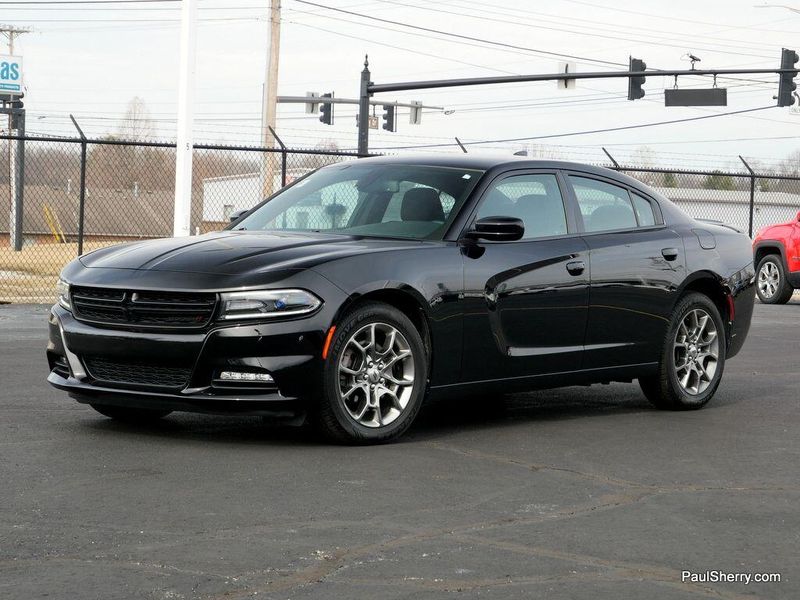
[[46, 302, 335, 417]]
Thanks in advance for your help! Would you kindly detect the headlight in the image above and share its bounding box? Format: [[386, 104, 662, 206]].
[[56, 278, 71, 311], [218, 289, 322, 320]]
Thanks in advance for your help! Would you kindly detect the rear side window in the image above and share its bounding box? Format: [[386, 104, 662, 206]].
[[631, 193, 657, 227], [569, 176, 637, 232]]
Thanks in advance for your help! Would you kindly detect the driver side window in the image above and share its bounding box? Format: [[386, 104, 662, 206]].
[[477, 173, 568, 240]]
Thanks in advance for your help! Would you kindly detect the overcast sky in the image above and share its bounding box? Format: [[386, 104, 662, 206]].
[[5, 0, 800, 169]]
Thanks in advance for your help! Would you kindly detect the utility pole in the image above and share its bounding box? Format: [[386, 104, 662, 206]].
[[172, 0, 198, 238], [260, 0, 281, 198], [2, 24, 30, 251]]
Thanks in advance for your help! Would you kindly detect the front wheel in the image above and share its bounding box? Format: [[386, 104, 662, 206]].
[[639, 292, 726, 410], [756, 255, 794, 304], [90, 404, 172, 423], [316, 302, 428, 444]]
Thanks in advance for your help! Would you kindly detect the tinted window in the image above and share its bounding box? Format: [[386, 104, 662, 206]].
[[477, 174, 568, 239], [631, 193, 657, 227], [236, 164, 483, 240], [570, 176, 637, 232]]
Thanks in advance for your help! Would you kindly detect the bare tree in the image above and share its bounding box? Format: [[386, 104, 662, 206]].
[[119, 96, 154, 142], [303, 139, 342, 170]]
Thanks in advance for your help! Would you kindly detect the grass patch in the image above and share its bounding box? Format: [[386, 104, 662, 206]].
[[0, 241, 120, 303]]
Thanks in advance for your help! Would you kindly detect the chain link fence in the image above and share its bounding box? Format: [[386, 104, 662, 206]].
[[613, 165, 800, 237], [2, 134, 799, 303], [0, 135, 360, 302]]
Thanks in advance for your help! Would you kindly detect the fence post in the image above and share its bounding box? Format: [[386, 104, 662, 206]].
[[70, 115, 88, 256], [268, 126, 287, 187], [739, 155, 755, 237], [11, 109, 25, 251]]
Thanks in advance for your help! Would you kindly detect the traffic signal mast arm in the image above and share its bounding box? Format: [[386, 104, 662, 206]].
[[354, 51, 798, 154], [367, 66, 798, 94], [279, 95, 443, 110]]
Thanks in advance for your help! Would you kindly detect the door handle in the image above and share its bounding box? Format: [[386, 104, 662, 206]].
[[661, 247, 679, 261], [566, 260, 585, 275]]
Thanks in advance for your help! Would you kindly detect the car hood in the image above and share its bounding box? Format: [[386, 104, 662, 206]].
[[78, 230, 430, 275]]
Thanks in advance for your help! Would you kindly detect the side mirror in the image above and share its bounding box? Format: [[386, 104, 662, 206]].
[[466, 216, 524, 242], [229, 209, 249, 223]]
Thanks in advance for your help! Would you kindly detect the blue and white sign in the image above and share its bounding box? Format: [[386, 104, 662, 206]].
[[0, 55, 23, 95]]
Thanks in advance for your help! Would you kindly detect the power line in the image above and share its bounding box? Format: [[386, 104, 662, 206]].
[[290, 0, 624, 68], [373, 106, 779, 149], [364, 0, 778, 60], [284, 19, 520, 76], [0, 1, 179, 4]]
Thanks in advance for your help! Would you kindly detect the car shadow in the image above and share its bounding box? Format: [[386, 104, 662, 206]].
[[79, 383, 653, 446], [408, 384, 652, 439]]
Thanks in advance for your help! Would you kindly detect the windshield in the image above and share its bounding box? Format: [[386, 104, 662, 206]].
[[234, 163, 484, 240]]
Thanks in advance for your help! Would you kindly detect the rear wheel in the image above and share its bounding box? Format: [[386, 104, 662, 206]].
[[316, 302, 428, 444], [756, 254, 794, 304], [90, 404, 171, 423], [639, 292, 726, 410]]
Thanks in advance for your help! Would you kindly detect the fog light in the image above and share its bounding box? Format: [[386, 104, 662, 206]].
[[219, 371, 274, 383]]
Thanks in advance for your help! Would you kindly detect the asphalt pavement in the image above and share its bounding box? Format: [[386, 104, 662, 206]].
[[1, 301, 798, 600]]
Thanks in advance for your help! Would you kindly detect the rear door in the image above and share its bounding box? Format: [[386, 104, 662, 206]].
[[460, 170, 590, 382], [565, 173, 686, 369]]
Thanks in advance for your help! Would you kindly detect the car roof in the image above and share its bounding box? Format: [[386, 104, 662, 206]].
[[353, 153, 619, 177], [348, 153, 658, 197]]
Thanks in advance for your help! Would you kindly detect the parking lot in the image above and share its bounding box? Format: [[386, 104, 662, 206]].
[[1, 301, 798, 600]]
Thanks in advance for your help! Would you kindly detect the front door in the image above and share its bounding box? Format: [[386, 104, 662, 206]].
[[461, 171, 590, 382]]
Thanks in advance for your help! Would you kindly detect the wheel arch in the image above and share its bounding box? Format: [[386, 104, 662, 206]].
[[753, 240, 787, 269], [675, 272, 732, 345], [332, 283, 433, 360]]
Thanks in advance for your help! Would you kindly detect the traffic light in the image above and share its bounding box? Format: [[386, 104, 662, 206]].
[[627, 57, 646, 101], [319, 92, 333, 125], [778, 48, 798, 107], [381, 104, 396, 132]]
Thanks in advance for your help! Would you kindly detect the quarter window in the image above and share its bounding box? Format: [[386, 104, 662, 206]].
[[476, 174, 568, 240], [631, 193, 657, 227], [570, 176, 637, 232]]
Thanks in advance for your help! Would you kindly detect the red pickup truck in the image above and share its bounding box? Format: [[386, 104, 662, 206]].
[[752, 210, 800, 304]]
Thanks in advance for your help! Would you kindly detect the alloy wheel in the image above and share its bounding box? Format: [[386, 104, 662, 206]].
[[758, 261, 780, 299], [337, 322, 416, 428], [673, 308, 719, 395]]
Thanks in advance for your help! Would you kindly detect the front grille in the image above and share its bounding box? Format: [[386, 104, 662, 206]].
[[71, 286, 217, 329], [85, 357, 191, 388]]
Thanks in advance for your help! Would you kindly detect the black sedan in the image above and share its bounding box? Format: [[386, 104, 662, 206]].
[[47, 156, 755, 443]]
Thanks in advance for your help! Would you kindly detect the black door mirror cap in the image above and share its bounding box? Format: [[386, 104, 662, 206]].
[[466, 216, 525, 242], [229, 209, 249, 223]]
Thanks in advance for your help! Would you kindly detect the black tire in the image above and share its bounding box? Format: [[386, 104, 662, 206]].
[[90, 404, 172, 423], [756, 254, 794, 304], [639, 292, 726, 411], [315, 302, 428, 444]]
